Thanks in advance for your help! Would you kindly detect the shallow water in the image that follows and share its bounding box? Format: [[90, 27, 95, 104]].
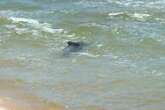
[[0, 0, 165, 110]]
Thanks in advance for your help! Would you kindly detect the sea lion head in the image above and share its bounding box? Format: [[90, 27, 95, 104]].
[[63, 41, 85, 56]]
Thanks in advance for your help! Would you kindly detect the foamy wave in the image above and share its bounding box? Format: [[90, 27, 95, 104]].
[[9, 17, 40, 24], [78, 52, 99, 58], [9, 17, 64, 34], [108, 12, 151, 20], [131, 13, 151, 19], [108, 12, 125, 16]]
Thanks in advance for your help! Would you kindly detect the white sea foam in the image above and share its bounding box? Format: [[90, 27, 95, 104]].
[[78, 52, 99, 58], [9, 17, 64, 34], [96, 44, 103, 48], [108, 12, 125, 16], [131, 13, 151, 19], [81, 22, 109, 30], [108, 12, 151, 20], [9, 17, 40, 24]]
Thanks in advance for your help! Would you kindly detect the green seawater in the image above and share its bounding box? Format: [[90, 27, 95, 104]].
[[0, 0, 165, 110]]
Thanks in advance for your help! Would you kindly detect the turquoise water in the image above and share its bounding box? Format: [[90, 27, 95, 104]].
[[0, 0, 165, 110]]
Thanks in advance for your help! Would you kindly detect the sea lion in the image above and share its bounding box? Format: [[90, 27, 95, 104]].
[[63, 41, 86, 56]]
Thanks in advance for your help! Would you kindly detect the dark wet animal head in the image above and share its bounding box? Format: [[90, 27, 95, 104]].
[[67, 41, 81, 47], [63, 41, 85, 56]]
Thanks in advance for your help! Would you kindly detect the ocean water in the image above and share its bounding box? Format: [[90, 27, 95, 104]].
[[0, 0, 165, 110]]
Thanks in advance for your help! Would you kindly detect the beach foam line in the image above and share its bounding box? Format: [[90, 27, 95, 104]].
[[108, 12, 125, 16], [9, 17, 64, 34], [131, 13, 151, 19], [108, 12, 151, 20], [9, 17, 40, 25], [78, 52, 100, 58]]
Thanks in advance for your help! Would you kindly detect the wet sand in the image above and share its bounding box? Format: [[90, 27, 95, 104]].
[[0, 79, 66, 110]]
